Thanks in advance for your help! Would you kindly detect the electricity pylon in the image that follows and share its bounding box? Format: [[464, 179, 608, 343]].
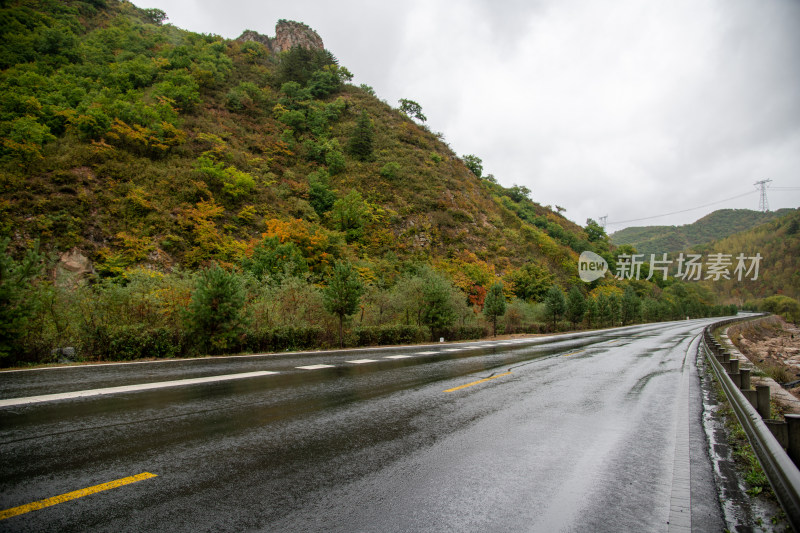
[[754, 179, 772, 212]]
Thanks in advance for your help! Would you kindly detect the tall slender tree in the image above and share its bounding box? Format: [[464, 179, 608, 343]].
[[347, 110, 374, 161], [566, 287, 586, 329], [323, 261, 365, 347], [185, 264, 248, 354], [544, 285, 566, 330], [483, 282, 506, 337]]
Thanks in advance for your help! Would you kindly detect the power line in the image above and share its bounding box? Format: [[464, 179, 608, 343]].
[[605, 190, 757, 226]]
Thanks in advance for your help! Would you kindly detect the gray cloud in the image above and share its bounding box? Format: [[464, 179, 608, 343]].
[[133, 0, 800, 228]]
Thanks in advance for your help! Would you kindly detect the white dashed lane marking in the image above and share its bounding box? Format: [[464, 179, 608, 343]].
[[0, 371, 279, 408], [384, 355, 412, 359], [346, 359, 379, 364], [443, 348, 462, 352], [416, 351, 438, 355], [296, 364, 335, 370]]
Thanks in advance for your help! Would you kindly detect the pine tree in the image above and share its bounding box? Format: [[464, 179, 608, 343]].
[[585, 296, 598, 328], [347, 110, 374, 161], [620, 285, 640, 325], [323, 261, 365, 347], [596, 294, 610, 327], [544, 285, 566, 330], [420, 267, 456, 341], [566, 287, 586, 329], [483, 282, 506, 337], [185, 264, 248, 354], [0, 238, 44, 362]]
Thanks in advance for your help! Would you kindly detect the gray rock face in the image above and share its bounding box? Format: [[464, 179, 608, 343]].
[[236, 20, 324, 54], [55, 247, 94, 286]]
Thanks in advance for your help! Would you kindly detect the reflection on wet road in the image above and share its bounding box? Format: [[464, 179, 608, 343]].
[[1, 320, 726, 532]]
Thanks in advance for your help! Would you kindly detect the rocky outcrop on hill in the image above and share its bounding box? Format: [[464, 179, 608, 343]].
[[237, 20, 324, 53]]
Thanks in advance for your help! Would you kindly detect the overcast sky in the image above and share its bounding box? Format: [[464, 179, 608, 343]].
[[132, 0, 800, 230]]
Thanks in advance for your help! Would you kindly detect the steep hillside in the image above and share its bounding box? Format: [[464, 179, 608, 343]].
[[0, 0, 739, 366], [0, 0, 597, 287], [610, 209, 793, 255], [695, 209, 800, 303]]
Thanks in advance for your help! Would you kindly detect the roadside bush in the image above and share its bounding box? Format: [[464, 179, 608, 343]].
[[246, 325, 326, 352], [351, 324, 427, 346], [93, 325, 185, 360], [443, 325, 486, 341], [761, 295, 800, 324]]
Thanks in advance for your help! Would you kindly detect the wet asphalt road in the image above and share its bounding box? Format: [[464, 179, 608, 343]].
[[0, 319, 726, 532]]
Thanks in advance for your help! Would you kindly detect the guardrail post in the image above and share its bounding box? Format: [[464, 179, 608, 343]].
[[787, 415, 800, 465], [766, 420, 789, 449], [742, 389, 758, 408], [757, 385, 772, 419], [740, 368, 751, 390], [729, 358, 739, 374]]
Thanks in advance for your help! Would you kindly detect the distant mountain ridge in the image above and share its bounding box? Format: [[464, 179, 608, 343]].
[[610, 208, 794, 255], [695, 209, 800, 302]]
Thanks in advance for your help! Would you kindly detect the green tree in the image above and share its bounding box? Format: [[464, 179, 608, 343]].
[[420, 267, 457, 340], [142, 8, 168, 25], [462, 154, 483, 178], [241, 237, 308, 282], [608, 293, 621, 326], [483, 282, 507, 336], [380, 161, 401, 180], [761, 295, 800, 323], [323, 261, 365, 347], [506, 263, 553, 302], [566, 287, 586, 328], [544, 285, 566, 329], [185, 264, 248, 354], [585, 218, 607, 243], [276, 46, 338, 86], [398, 98, 427, 122], [507, 185, 531, 202], [0, 238, 45, 364], [348, 110, 374, 161], [585, 296, 599, 328], [620, 285, 640, 325], [596, 294, 610, 327], [331, 190, 369, 243], [308, 171, 337, 216]]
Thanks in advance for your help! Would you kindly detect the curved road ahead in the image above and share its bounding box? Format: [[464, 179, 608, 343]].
[[1, 319, 729, 532]]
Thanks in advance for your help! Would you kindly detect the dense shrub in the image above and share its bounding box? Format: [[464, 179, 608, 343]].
[[351, 324, 427, 346], [443, 325, 486, 341], [94, 325, 185, 360], [246, 326, 326, 352]]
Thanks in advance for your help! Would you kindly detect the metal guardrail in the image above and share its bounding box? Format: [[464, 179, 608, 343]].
[[702, 316, 800, 531]]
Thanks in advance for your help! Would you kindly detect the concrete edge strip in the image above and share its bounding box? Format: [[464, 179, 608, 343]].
[[667, 333, 696, 532], [0, 371, 278, 408]]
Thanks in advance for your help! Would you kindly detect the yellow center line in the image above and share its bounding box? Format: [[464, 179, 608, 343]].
[[444, 371, 512, 392], [562, 349, 585, 357], [0, 472, 157, 521]]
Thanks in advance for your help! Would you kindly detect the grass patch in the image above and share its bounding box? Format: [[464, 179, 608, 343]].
[[711, 367, 772, 498]]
